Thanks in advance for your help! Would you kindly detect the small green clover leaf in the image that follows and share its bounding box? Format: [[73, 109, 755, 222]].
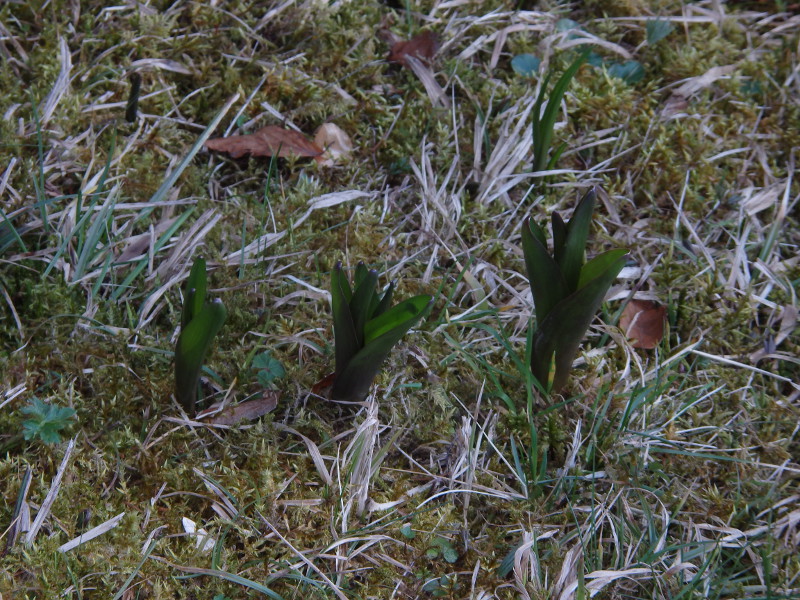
[[252, 351, 286, 387]]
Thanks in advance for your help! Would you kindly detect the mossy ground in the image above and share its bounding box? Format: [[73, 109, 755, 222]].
[[1, 1, 799, 598]]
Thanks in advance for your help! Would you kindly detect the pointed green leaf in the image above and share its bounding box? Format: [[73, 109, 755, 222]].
[[560, 189, 596, 291], [546, 141, 568, 171], [527, 218, 548, 248], [522, 219, 567, 324], [354, 262, 370, 289], [530, 250, 626, 391], [578, 248, 629, 289], [551, 212, 567, 263], [364, 295, 432, 344], [175, 298, 227, 411], [331, 262, 359, 374], [182, 258, 207, 328], [350, 267, 379, 347], [332, 296, 432, 401], [372, 281, 396, 318], [531, 71, 552, 171]]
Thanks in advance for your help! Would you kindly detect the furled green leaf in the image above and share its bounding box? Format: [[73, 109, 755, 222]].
[[530, 250, 627, 391], [182, 258, 207, 329], [560, 189, 596, 291], [372, 281, 395, 318], [349, 266, 379, 347], [530, 70, 551, 172], [522, 219, 566, 324], [551, 212, 567, 263], [331, 262, 359, 375], [353, 262, 370, 289], [175, 298, 227, 411]]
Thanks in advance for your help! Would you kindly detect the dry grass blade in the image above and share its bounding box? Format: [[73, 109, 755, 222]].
[[25, 438, 76, 546]]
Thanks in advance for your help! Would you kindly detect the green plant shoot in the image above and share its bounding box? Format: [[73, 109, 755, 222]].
[[21, 398, 76, 445], [522, 188, 628, 392], [175, 257, 227, 412], [531, 48, 589, 174], [330, 261, 432, 401]]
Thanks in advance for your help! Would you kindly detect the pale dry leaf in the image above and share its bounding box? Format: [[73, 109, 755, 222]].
[[673, 65, 736, 98], [741, 185, 782, 216], [388, 30, 439, 67], [313, 123, 353, 166], [205, 125, 322, 159], [620, 299, 666, 349], [209, 392, 279, 426]]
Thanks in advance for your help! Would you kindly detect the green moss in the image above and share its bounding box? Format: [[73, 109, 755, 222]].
[[1, 0, 799, 596]]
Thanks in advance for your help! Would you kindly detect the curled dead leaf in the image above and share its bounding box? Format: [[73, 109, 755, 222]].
[[208, 391, 279, 425], [620, 299, 666, 349], [388, 30, 439, 67], [313, 123, 353, 166], [205, 125, 322, 159]]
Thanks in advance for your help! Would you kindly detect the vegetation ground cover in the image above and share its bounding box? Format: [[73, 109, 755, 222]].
[[1, 1, 799, 598]]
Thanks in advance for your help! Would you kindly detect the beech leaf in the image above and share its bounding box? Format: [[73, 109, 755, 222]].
[[205, 125, 322, 159], [619, 299, 666, 349], [388, 30, 438, 67], [208, 392, 279, 426]]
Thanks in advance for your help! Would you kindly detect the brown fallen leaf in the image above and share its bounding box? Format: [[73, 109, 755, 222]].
[[313, 123, 353, 166], [388, 30, 439, 67], [620, 299, 666, 349], [208, 391, 279, 426], [311, 372, 336, 397], [205, 125, 322, 159]]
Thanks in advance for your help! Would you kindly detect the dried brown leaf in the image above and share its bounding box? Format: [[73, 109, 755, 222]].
[[620, 300, 666, 349], [313, 123, 353, 166], [388, 30, 438, 67], [205, 125, 322, 159], [209, 392, 279, 425]]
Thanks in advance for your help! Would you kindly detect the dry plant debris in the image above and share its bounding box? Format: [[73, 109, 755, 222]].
[[387, 30, 439, 67], [205, 125, 320, 159], [619, 299, 667, 349]]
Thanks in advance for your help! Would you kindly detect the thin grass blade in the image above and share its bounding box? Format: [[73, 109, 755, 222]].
[[533, 49, 589, 173]]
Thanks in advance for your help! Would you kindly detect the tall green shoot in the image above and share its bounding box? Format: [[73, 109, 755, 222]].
[[175, 258, 227, 412], [522, 188, 628, 392]]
